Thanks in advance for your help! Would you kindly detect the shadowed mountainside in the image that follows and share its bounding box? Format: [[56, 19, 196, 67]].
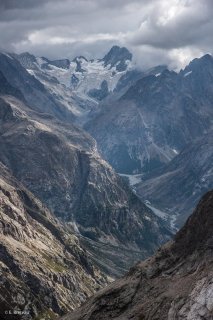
[[62, 190, 213, 320]]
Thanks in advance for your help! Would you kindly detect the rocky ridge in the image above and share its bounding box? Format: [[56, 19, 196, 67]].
[[13, 46, 133, 108]]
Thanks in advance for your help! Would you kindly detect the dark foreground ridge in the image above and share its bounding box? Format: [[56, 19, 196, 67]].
[[62, 190, 213, 320]]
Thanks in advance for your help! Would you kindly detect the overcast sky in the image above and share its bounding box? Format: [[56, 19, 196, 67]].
[[0, 0, 212, 69]]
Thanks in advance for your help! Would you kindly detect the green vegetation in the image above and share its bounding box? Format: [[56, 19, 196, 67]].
[[34, 309, 57, 320], [41, 252, 68, 273]]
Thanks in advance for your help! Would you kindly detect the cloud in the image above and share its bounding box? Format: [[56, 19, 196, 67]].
[[128, 0, 213, 49], [127, 0, 213, 68], [0, 0, 212, 69]]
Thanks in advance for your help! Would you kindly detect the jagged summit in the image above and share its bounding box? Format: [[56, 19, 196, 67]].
[[182, 53, 213, 75], [102, 45, 132, 71], [73, 56, 88, 62], [11, 45, 134, 104], [190, 53, 213, 65]]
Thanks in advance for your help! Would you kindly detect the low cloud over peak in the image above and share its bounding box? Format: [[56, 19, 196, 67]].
[[0, 0, 212, 69]]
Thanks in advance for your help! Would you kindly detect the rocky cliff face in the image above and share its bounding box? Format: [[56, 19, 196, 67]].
[[0, 95, 170, 277], [0, 162, 106, 320], [62, 190, 213, 320], [136, 132, 213, 227], [86, 55, 213, 174]]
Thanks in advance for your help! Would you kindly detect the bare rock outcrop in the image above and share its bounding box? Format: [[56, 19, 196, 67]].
[[0, 163, 106, 320]]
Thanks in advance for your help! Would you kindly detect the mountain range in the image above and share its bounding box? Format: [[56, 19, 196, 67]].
[[0, 45, 212, 319], [86, 54, 213, 175], [0, 48, 173, 318]]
